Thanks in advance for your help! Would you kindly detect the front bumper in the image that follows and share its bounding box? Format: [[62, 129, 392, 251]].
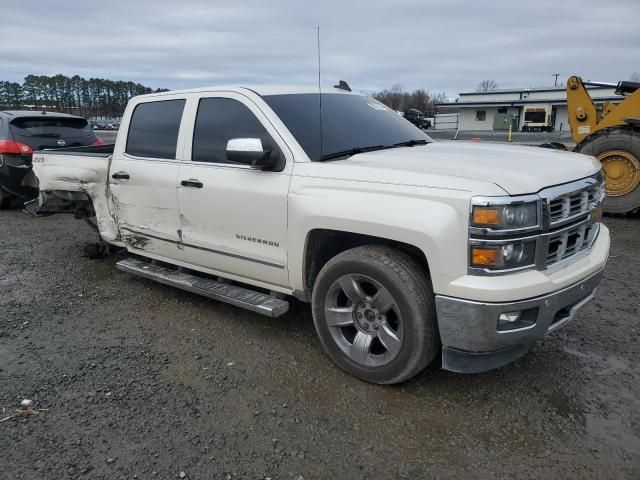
[[435, 267, 604, 373]]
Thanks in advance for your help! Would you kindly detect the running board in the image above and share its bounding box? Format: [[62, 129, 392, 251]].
[[116, 258, 289, 317]]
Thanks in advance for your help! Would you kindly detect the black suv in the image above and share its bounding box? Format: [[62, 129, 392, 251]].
[[0, 111, 103, 208]]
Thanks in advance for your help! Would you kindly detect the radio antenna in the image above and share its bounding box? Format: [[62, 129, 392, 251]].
[[317, 26, 323, 159]]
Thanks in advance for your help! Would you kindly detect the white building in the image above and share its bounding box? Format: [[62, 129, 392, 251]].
[[436, 85, 621, 132]]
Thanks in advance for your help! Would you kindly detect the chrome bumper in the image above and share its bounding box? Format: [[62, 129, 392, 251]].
[[435, 268, 604, 373]]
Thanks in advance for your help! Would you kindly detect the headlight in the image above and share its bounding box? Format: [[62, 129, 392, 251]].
[[597, 177, 606, 203], [471, 202, 538, 230], [470, 240, 537, 270]]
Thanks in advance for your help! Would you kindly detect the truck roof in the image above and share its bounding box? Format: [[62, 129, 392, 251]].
[[134, 85, 360, 99]]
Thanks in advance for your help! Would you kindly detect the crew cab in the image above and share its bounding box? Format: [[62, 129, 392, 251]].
[[29, 85, 610, 384]]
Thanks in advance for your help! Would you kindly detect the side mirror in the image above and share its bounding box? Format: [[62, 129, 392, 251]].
[[226, 138, 279, 170]]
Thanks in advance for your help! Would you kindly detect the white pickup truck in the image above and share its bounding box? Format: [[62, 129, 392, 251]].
[[29, 85, 610, 384]]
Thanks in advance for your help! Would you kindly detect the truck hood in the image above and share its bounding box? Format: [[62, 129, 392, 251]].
[[326, 142, 601, 195]]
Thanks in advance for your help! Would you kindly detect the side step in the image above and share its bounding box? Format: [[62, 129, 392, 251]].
[[116, 258, 289, 317]]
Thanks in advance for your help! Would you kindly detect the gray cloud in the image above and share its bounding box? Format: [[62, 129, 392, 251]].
[[2, 0, 639, 97]]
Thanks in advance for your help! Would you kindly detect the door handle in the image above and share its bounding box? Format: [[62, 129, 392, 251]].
[[181, 179, 204, 188], [112, 171, 130, 180]]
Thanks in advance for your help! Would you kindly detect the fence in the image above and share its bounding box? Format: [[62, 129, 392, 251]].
[[433, 113, 459, 130]]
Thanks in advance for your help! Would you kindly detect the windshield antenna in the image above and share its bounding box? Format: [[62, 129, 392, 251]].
[[317, 26, 323, 159]]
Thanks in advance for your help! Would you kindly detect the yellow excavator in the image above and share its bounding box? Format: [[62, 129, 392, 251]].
[[566, 75, 640, 214]]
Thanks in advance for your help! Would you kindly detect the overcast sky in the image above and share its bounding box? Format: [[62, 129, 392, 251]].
[[3, 0, 639, 98]]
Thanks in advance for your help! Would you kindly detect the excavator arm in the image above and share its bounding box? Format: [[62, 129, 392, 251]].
[[567, 75, 640, 214], [567, 75, 640, 143]]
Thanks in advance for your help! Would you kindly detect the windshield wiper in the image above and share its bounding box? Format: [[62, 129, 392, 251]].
[[319, 145, 387, 162], [392, 139, 428, 147], [318, 139, 429, 162]]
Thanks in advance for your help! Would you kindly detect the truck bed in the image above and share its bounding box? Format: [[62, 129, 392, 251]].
[[31, 145, 121, 245]]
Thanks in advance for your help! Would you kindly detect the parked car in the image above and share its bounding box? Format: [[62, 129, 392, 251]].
[[30, 86, 609, 384], [404, 108, 431, 129], [0, 110, 103, 208]]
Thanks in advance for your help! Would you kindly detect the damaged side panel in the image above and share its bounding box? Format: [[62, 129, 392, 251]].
[[31, 152, 122, 246]]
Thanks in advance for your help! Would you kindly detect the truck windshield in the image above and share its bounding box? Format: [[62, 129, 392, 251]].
[[263, 93, 432, 161]]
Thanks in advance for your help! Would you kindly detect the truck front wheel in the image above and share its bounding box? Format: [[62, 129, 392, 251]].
[[311, 245, 438, 384]]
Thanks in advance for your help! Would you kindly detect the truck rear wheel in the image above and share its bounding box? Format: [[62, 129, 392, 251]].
[[0, 188, 13, 210], [311, 245, 438, 384], [575, 125, 640, 214]]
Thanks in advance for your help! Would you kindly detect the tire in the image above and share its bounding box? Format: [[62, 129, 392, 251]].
[[574, 125, 640, 214], [84, 242, 105, 259], [550, 142, 567, 151], [311, 245, 438, 384], [0, 188, 13, 210]]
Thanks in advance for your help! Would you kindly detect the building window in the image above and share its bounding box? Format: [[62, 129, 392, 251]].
[[476, 110, 487, 121], [497, 107, 508, 114]]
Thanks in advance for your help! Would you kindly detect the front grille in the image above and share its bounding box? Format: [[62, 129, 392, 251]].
[[541, 173, 603, 268], [548, 182, 601, 226], [546, 223, 598, 266]]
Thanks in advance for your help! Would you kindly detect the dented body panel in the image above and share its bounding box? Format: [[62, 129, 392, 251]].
[[31, 149, 122, 245]]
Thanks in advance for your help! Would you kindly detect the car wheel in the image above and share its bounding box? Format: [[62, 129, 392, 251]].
[[311, 245, 438, 384], [0, 188, 13, 210]]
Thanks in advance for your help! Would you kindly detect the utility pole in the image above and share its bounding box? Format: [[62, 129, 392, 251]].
[[552, 73, 560, 87]]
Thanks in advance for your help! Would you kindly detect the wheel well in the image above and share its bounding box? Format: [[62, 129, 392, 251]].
[[302, 229, 430, 300]]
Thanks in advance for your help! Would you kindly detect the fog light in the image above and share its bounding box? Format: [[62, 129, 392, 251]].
[[499, 311, 521, 324], [497, 308, 538, 332]]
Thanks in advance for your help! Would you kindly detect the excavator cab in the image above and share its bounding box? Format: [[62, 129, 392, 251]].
[[567, 76, 640, 214]]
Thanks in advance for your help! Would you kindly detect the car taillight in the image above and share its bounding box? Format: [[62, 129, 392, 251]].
[[93, 138, 106, 146], [0, 140, 33, 154]]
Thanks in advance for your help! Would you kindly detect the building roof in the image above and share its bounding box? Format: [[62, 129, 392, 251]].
[[436, 96, 623, 108], [458, 85, 610, 96], [436, 84, 621, 109]]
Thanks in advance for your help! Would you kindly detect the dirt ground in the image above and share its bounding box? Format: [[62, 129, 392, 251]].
[[1, 210, 639, 480]]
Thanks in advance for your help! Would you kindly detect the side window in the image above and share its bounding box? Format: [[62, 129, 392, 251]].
[[476, 110, 487, 121], [192, 97, 272, 164], [125, 99, 185, 159]]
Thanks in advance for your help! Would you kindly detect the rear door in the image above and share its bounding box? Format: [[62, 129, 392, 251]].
[[177, 92, 292, 288], [109, 97, 187, 260]]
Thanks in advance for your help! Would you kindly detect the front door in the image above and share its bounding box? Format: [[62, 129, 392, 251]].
[[177, 94, 292, 288], [109, 98, 186, 260]]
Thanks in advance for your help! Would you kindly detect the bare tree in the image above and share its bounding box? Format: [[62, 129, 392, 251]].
[[630, 72, 640, 82], [371, 86, 444, 115], [476, 80, 498, 92], [430, 91, 448, 104]]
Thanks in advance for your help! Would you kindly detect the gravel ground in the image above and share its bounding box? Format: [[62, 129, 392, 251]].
[[1, 210, 639, 480]]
